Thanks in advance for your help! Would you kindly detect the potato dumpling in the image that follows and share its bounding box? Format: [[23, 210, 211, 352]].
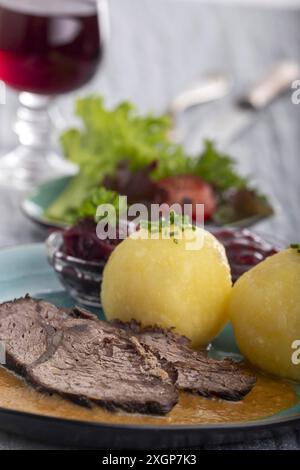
[[101, 227, 232, 347], [229, 248, 300, 381]]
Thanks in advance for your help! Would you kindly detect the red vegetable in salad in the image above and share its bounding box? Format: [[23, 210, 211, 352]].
[[155, 174, 216, 221]]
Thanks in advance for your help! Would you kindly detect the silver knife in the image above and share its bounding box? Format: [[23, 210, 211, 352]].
[[185, 61, 300, 155]]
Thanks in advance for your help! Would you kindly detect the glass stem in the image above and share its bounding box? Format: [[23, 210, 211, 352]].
[[14, 92, 53, 151], [0, 92, 74, 189]]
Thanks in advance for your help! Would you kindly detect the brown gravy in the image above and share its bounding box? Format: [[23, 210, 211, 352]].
[[0, 366, 297, 425]]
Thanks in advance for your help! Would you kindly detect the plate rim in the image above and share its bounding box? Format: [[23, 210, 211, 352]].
[[0, 397, 300, 433]]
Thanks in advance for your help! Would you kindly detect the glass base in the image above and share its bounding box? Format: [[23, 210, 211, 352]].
[[0, 146, 76, 190]]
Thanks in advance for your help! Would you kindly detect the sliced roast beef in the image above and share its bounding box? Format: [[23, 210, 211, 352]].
[[27, 317, 178, 414], [0, 295, 68, 321], [0, 296, 102, 375], [0, 296, 72, 373], [0, 296, 96, 324], [115, 321, 256, 401], [0, 297, 178, 414]]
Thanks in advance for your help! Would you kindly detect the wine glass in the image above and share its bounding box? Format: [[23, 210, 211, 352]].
[[0, 0, 109, 189]]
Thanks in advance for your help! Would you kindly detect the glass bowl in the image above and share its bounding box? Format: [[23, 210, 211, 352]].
[[47, 231, 105, 308]]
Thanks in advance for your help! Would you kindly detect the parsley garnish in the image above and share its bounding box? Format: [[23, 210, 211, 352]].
[[140, 211, 196, 244]]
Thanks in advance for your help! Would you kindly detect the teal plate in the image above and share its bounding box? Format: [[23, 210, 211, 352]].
[[0, 243, 299, 449], [22, 176, 272, 230], [21, 177, 72, 229]]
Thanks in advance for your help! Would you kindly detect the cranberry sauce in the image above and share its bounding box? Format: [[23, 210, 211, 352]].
[[214, 228, 279, 282], [62, 218, 120, 262]]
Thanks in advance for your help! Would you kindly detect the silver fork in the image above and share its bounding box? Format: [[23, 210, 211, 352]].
[[168, 72, 232, 141]]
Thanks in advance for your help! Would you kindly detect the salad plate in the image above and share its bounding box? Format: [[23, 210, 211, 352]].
[[0, 243, 299, 449], [22, 175, 272, 231], [21, 177, 71, 229]]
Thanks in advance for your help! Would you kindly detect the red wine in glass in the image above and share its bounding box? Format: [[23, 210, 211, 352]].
[[0, 0, 108, 188], [0, 0, 102, 94]]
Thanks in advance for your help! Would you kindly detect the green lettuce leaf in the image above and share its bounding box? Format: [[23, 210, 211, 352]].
[[194, 141, 247, 191]]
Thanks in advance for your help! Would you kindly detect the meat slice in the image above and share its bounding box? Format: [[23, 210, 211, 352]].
[[115, 321, 256, 401], [0, 296, 96, 324], [0, 297, 115, 373], [0, 295, 69, 321], [0, 296, 71, 373], [27, 317, 178, 414], [0, 297, 178, 415]]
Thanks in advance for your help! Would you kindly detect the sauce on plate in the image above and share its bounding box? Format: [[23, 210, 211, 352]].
[[0, 366, 297, 425]]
